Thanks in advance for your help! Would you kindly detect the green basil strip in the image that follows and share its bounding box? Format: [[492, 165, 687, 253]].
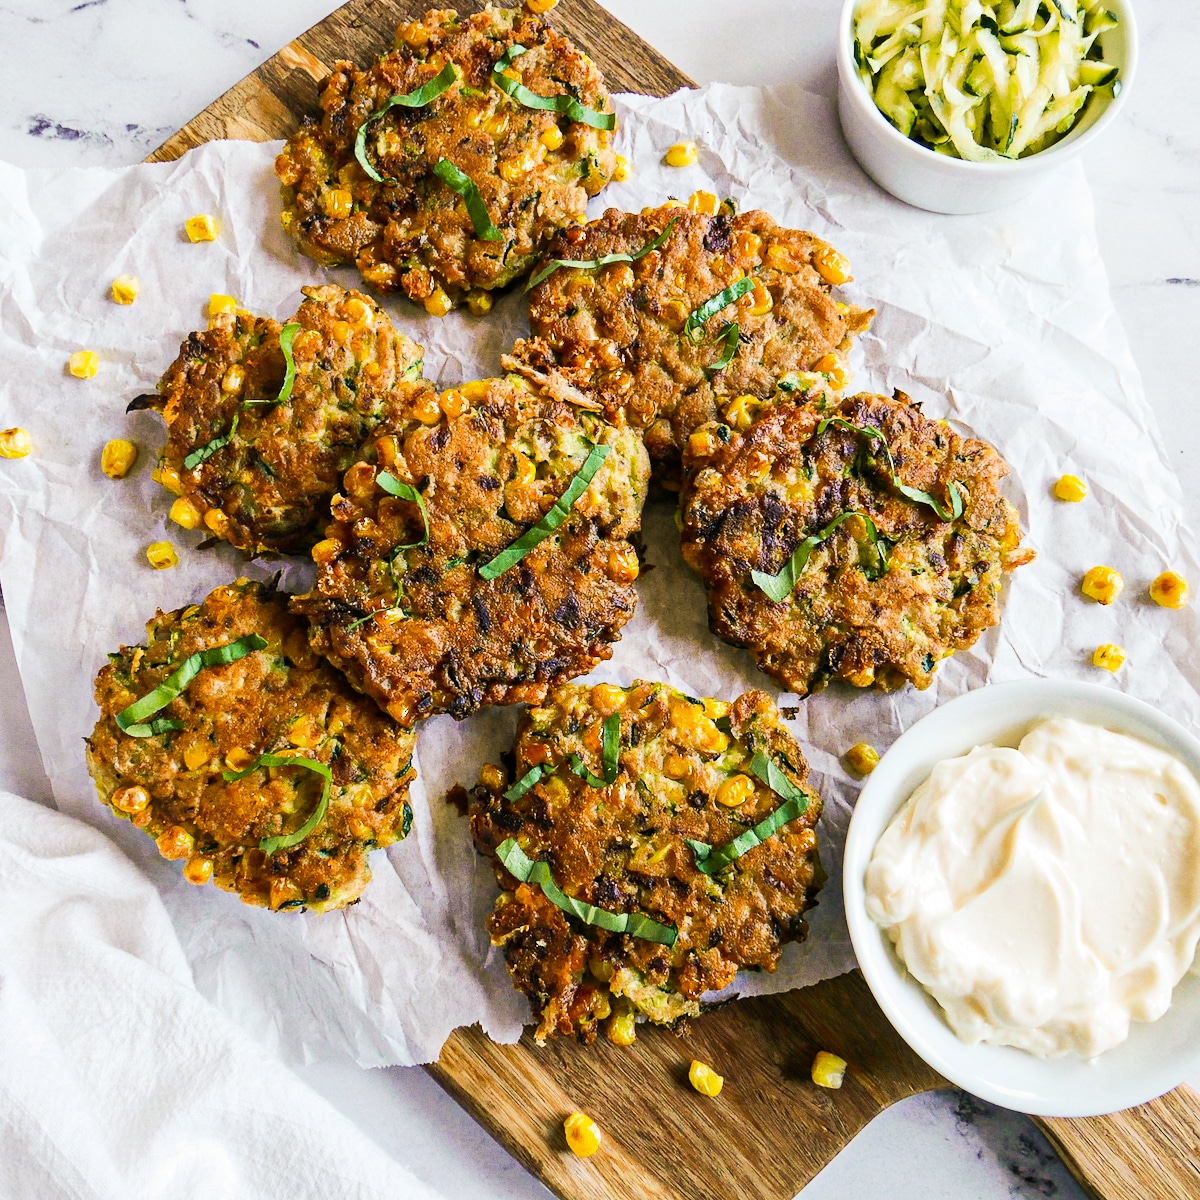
[[276, 322, 301, 405], [503, 764, 546, 801], [684, 276, 756, 343], [183, 412, 238, 470], [377, 471, 430, 549], [222, 753, 333, 856], [433, 157, 504, 242], [478, 442, 611, 580], [492, 45, 616, 131], [705, 321, 741, 376], [354, 63, 461, 182], [496, 837, 677, 946], [525, 217, 679, 292], [568, 754, 607, 788], [687, 751, 810, 875], [751, 510, 889, 601], [817, 416, 964, 521], [568, 714, 622, 786], [116, 634, 267, 737]]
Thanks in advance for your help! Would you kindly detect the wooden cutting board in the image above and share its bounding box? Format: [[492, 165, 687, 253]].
[[149, 2, 1200, 1197]]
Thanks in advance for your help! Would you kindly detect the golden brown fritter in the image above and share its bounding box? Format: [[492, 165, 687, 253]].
[[143, 285, 425, 557], [274, 6, 617, 309], [505, 203, 873, 484], [468, 681, 824, 1045], [86, 578, 416, 913], [291, 375, 650, 723], [679, 390, 1036, 696]]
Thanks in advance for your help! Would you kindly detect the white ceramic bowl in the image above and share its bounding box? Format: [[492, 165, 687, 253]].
[[836, 0, 1138, 213], [843, 679, 1200, 1117]]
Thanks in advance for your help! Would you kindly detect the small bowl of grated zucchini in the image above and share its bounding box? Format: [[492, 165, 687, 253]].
[[837, 0, 1137, 213]]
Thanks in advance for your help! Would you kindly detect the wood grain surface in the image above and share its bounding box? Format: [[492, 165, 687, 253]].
[[148, 3, 1200, 1198]]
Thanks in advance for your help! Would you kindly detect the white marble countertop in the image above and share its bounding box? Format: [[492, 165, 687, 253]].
[[0, 1, 1196, 1198]]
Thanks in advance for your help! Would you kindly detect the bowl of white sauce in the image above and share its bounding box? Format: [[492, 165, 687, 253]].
[[843, 678, 1200, 1117]]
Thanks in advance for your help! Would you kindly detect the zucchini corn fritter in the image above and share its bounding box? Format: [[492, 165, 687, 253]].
[[87, 579, 416, 913], [145, 284, 425, 557], [506, 203, 873, 484], [468, 682, 824, 1045], [292, 375, 650, 723], [679, 390, 1036, 696], [275, 5, 617, 309]]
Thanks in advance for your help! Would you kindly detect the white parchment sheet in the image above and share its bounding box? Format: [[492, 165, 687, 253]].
[[1, 84, 1197, 1067]]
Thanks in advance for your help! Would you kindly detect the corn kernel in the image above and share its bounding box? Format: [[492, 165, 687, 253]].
[[0, 427, 33, 459], [424, 287, 453, 318], [687, 427, 722, 461], [269, 878, 304, 911], [1081, 565, 1123, 605], [287, 717, 321, 749], [183, 743, 211, 771], [1149, 571, 1189, 609], [812, 245, 852, 286], [716, 774, 755, 808], [440, 388, 468, 418], [465, 289, 494, 317], [664, 141, 699, 168], [209, 293, 238, 318], [312, 538, 341, 565], [401, 19, 430, 47], [843, 743, 880, 776], [590, 683, 627, 716], [100, 438, 137, 478], [167, 496, 202, 530], [146, 541, 178, 569], [724, 394, 762, 432], [812, 1050, 848, 1089], [499, 151, 538, 182], [662, 752, 691, 781], [224, 747, 256, 772], [480, 763, 506, 791], [459, 380, 491, 403], [564, 1111, 601, 1157], [411, 392, 444, 424], [747, 278, 774, 317], [320, 187, 353, 219], [69, 350, 99, 379], [702, 698, 730, 719], [110, 274, 140, 305], [221, 364, 245, 394], [612, 154, 630, 182], [156, 825, 194, 860], [606, 997, 637, 1046], [156, 465, 182, 494], [1093, 643, 1125, 672], [733, 230, 762, 261], [1054, 474, 1087, 502], [111, 785, 151, 814], [185, 214, 217, 242], [540, 124, 565, 151], [688, 1060, 724, 1097], [182, 856, 213, 886], [203, 508, 229, 536], [607, 542, 640, 584], [688, 189, 719, 215], [812, 352, 849, 390]]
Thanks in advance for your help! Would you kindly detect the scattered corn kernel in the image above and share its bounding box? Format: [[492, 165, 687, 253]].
[[606, 996, 637, 1046], [1081, 565, 1123, 605], [564, 1111, 601, 1157], [185, 213, 218, 242], [203, 508, 229, 536], [688, 189, 719, 215], [156, 825, 194, 861], [1149, 571, 1189, 609], [111, 785, 151, 815], [169, 496, 203, 530], [812, 245, 852, 286], [183, 744, 211, 771], [688, 1060, 724, 1097], [1054, 474, 1087, 502], [145, 541, 179, 570], [540, 124, 565, 151], [480, 763, 506, 791], [1093, 643, 1125, 672], [612, 154, 630, 182], [0, 428, 32, 459], [182, 855, 214, 886], [464, 289, 494, 317], [156, 465, 182, 494], [110, 274, 140, 305], [715, 774, 755, 808], [812, 1050, 848, 1089], [664, 141, 699, 168], [69, 350, 99, 379], [424, 287, 453, 318], [101, 438, 137, 479], [209, 293, 238, 318], [843, 742, 880, 776]]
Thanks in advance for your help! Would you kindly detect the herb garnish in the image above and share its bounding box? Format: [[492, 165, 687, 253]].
[[685, 276, 756, 376], [751, 510, 889, 601], [377, 471, 430, 548], [433, 157, 504, 242], [496, 837, 677, 946], [525, 218, 678, 291], [567, 713, 621, 787], [478, 441, 610, 580], [183, 412, 239, 470], [353, 63, 460, 182], [116, 634, 267, 738], [504, 764, 547, 801], [491, 45, 616, 131], [222, 752, 333, 855]]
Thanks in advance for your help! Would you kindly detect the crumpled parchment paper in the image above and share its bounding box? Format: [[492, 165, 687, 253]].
[[1, 83, 1197, 1067]]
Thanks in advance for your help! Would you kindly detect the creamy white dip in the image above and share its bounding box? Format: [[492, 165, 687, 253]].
[[865, 718, 1200, 1059]]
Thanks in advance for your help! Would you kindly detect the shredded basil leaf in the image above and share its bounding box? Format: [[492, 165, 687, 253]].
[[496, 837, 676, 946], [706, 321, 742, 376], [183, 412, 238, 470], [492, 45, 616, 131], [751, 510, 889, 601], [687, 751, 810, 875], [503, 764, 546, 801], [116, 634, 267, 737], [525, 218, 678, 292], [222, 752, 333, 855], [684, 277, 756, 343], [353, 63, 460, 182], [478, 442, 611, 580], [566, 713, 621, 787], [817, 416, 964, 521], [433, 157, 504, 242], [568, 755, 607, 787], [377, 471, 430, 548]]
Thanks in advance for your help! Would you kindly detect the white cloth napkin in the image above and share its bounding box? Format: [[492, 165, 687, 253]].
[[0, 790, 441, 1200]]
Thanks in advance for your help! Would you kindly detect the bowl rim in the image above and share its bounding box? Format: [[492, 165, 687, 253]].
[[843, 678, 1200, 1117], [836, 0, 1139, 174]]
